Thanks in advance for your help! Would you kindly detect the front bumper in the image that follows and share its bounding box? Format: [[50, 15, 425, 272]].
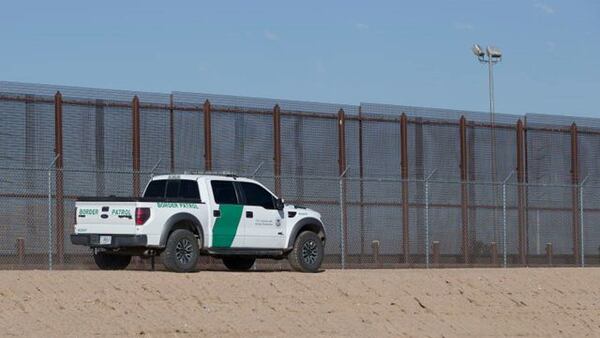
[[70, 234, 148, 248]]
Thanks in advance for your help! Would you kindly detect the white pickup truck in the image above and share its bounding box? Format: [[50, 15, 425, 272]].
[[71, 174, 326, 273]]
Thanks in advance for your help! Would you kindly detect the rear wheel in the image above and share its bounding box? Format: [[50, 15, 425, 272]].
[[93, 251, 131, 270], [288, 231, 324, 273], [162, 229, 200, 273], [222, 256, 256, 271]]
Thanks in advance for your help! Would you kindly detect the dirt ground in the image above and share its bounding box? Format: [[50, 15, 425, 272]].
[[1, 268, 600, 337]]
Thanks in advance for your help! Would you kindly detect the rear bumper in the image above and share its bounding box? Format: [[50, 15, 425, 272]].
[[70, 234, 148, 248]]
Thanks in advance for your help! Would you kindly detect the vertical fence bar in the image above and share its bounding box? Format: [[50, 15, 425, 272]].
[[339, 176, 345, 269], [502, 181, 507, 267], [54, 91, 64, 265], [490, 242, 498, 265], [425, 177, 430, 268], [273, 104, 282, 196], [48, 167, 52, 269], [337, 109, 347, 267], [424, 169, 436, 269], [546, 243, 553, 265], [516, 119, 527, 265], [459, 116, 469, 264], [501, 171, 514, 268], [570, 123, 580, 266], [358, 106, 365, 262], [579, 176, 588, 267], [95, 100, 105, 196], [400, 113, 409, 264], [432, 241, 440, 266], [169, 94, 175, 173], [204, 100, 212, 171], [132, 96, 141, 197], [502, 180, 509, 267]]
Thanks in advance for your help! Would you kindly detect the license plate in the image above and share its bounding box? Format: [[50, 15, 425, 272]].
[[99, 236, 112, 245]]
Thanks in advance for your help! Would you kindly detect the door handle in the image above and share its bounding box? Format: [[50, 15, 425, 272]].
[[213, 210, 221, 217], [246, 211, 253, 218]]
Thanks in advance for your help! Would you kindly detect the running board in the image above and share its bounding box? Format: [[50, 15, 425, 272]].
[[207, 248, 287, 258]]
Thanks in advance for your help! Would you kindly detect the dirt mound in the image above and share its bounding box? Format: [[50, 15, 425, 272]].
[[1, 268, 599, 337]]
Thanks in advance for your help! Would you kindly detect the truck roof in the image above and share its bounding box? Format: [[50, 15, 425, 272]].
[[150, 174, 257, 182]]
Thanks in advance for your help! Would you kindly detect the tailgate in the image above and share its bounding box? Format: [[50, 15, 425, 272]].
[[75, 201, 138, 234]]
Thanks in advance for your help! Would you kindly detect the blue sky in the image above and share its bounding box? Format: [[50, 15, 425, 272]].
[[1, 1, 598, 117]]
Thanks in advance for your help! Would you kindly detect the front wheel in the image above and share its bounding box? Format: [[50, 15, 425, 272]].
[[162, 229, 200, 272], [93, 251, 131, 270], [222, 256, 256, 271], [288, 231, 324, 272]]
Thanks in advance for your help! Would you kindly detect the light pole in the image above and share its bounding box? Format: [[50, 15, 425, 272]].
[[472, 44, 502, 241]]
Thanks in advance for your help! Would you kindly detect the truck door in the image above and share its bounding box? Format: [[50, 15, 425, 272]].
[[209, 180, 245, 248], [237, 181, 284, 249]]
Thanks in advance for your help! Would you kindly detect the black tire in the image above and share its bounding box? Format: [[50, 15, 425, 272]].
[[222, 256, 256, 271], [288, 231, 324, 273], [162, 229, 200, 273], [93, 251, 131, 270]]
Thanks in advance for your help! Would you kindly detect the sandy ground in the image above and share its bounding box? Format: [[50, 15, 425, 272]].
[[1, 268, 600, 337]]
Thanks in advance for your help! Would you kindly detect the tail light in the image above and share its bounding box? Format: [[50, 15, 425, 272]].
[[135, 207, 151, 225]]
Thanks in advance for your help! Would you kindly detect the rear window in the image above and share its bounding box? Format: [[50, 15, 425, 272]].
[[165, 180, 180, 198], [143, 179, 200, 200], [179, 180, 200, 199], [211, 181, 239, 204], [144, 180, 166, 198]]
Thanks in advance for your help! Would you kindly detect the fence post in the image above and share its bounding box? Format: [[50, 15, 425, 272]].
[[516, 119, 527, 265], [570, 123, 580, 266], [580, 175, 589, 267], [358, 106, 365, 262], [425, 176, 430, 268], [546, 243, 553, 265], [204, 100, 212, 171], [54, 91, 65, 265], [424, 169, 436, 269], [459, 116, 469, 264], [338, 109, 347, 268], [371, 240, 380, 267], [169, 94, 175, 173], [432, 241, 440, 266], [132, 96, 141, 197], [400, 113, 409, 264], [339, 170, 348, 269], [47, 154, 59, 270], [273, 104, 282, 196], [502, 171, 514, 268], [490, 242, 498, 265], [502, 181, 507, 267]]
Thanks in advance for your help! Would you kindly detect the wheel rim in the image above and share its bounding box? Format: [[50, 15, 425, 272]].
[[301, 240, 318, 265], [175, 238, 193, 264]]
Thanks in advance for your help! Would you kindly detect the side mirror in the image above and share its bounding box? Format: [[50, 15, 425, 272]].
[[275, 198, 285, 210]]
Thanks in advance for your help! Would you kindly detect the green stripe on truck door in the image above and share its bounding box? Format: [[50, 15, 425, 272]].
[[212, 204, 244, 247]]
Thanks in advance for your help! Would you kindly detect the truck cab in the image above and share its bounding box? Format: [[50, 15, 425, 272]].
[[71, 174, 326, 272]]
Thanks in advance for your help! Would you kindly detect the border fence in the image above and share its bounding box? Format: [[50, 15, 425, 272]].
[[1, 81, 600, 270]]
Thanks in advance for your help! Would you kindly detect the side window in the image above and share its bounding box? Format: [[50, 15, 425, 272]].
[[144, 180, 166, 198], [165, 180, 180, 198], [211, 181, 239, 204], [240, 182, 275, 209], [179, 180, 200, 199]]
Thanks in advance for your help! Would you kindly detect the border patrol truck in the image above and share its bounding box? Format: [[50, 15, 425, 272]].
[[71, 174, 326, 272]]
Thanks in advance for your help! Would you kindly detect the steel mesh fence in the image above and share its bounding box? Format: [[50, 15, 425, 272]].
[[2, 82, 600, 270]]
